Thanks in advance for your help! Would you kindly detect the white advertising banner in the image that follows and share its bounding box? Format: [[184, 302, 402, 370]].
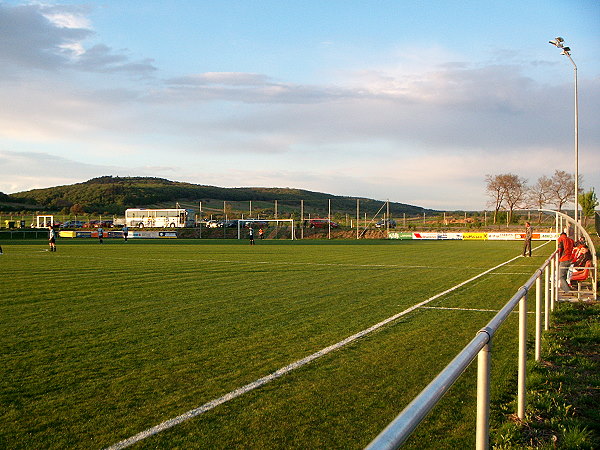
[[438, 233, 463, 240], [129, 231, 178, 239], [412, 232, 439, 240], [488, 233, 519, 240]]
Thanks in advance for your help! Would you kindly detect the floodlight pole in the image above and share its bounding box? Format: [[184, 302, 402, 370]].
[[549, 37, 579, 228], [328, 199, 331, 240], [301, 200, 304, 240], [564, 52, 579, 229]]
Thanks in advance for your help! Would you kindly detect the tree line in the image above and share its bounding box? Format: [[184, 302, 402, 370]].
[[2, 176, 431, 216], [485, 170, 598, 225]]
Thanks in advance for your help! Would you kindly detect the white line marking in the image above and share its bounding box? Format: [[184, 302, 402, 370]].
[[106, 251, 526, 449]]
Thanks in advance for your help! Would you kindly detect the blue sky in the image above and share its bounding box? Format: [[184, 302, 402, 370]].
[[1, 0, 598, 210]]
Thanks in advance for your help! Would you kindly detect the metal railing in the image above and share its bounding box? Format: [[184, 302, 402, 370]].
[[366, 249, 560, 450]]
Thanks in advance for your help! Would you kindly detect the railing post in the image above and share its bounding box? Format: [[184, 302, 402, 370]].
[[544, 265, 550, 331], [550, 253, 560, 311], [476, 333, 491, 450], [535, 276, 541, 361], [517, 291, 527, 419], [550, 256, 556, 311]]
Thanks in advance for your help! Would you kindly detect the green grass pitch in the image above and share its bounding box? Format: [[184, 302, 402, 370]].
[[0, 238, 554, 449]]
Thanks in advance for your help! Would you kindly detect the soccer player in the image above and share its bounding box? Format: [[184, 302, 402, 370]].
[[248, 226, 255, 245], [522, 222, 532, 257], [48, 226, 57, 252]]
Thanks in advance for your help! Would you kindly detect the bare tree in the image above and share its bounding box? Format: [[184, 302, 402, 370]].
[[485, 174, 505, 224], [502, 174, 528, 224], [528, 175, 553, 223], [549, 170, 575, 211]]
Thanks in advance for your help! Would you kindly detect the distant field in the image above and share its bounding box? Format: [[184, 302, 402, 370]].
[[0, 238, 554, 449]]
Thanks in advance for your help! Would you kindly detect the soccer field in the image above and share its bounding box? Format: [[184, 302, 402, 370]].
[[0, 238, 554, 449]]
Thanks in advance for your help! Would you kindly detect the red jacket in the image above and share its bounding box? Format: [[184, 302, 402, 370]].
[[558, 234, 574, 262]]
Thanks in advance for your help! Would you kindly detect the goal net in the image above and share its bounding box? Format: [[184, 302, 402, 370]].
[[237, 219, 295, 240]]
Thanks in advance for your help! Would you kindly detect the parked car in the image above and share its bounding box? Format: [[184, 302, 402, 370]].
[[375, 219, 397, 228], [306, 219, 339, 228], [60, 220, 84, 228], [84, 220, 114, 228], [242, 220, 268, 228], [218, 220, 238, 228]]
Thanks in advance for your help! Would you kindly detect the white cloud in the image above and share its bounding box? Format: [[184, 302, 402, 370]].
[[0, 150, 178, 194], [169, 72, 272, 86], [0, 3, 155, 75], [1, 3, 599, 210], [40, 4, 92, 30], [0, 150, 105, 193]]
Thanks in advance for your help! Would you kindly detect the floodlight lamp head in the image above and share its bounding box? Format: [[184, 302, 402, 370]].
[[549, 39, 562, 48], [555, 37, 564, 43]]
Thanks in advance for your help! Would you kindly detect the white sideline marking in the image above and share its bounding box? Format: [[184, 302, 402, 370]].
[[421, 306, 534, 314], [106, 251, 526, 449]]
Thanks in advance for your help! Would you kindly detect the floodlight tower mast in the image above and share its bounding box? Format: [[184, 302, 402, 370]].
[[548, 37, 579, 229]]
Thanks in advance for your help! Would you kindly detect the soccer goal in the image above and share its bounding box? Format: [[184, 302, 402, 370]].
[[237, 219, 295, 240], [36, 215, 54, 228]]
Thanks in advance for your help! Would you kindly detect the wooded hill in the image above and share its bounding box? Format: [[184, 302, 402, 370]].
[[3, 176, 435, 217]]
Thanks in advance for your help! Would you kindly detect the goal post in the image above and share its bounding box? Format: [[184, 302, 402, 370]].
[[36, 215, 54, 228], [237, 219, 295, 240]]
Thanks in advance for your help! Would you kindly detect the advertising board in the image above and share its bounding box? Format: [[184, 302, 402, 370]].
[[463, 232, 487, 240], [388, 232, 413, 240], [438, 233, 463, 240], [487, 233, 519, 240], [412, 232, 439, 240], [129, 231, 178, 239]]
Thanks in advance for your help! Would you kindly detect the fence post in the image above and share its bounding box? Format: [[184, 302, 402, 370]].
[[544, 265, 550, 331], [535, 276, 542, 361], [517, 291, 527, 419], [550, 258, 556, 311], [476, 334, 491, 450], [552, 253, 559, 310]]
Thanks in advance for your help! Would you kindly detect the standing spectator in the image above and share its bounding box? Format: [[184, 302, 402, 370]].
[[259, 228, 264, 240], [48, 226, 57, 252], [98, 227, 104, 244], [248, 226, 255, 245], [557, 231, 574, 291], [522, 222, 533, 257], [122, 226, 129, 242]]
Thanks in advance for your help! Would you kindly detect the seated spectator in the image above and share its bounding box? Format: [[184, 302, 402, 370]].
[[571, 237, 587, 263], [574, 246, 592, 268], [568, 246, 593, 287]]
